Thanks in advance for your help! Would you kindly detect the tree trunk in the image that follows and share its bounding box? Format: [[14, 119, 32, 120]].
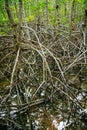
[[55, 0, 60, 27], [5, 0, 15, 25], [82, 9, 87, 47]]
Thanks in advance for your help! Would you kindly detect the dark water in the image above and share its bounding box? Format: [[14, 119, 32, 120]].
[[0, 80, 87, 130], [0, 108, 87, 130]]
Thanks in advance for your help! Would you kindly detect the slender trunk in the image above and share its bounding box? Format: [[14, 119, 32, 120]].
[[46, 0, 48, 25], [82, 9, 87, 47], [35, 0, 40, 30], [71, 0, 76, 21], [69, 0, 76, 34], [18, 0, 23, 41], [5, 0, 15, 25], [64, 3, 67, 16], [5, 0, 18, 43], [55, 0, 60, 27], [14, 1, 18, 18]]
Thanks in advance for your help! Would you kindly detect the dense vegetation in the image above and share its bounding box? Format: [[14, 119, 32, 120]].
[[0, 0, 87, 130]]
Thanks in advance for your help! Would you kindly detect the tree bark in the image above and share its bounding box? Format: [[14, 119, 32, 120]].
[[5, 0, 15, 25]]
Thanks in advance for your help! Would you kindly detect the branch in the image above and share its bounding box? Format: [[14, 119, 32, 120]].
[[10, 47, 20, 85]]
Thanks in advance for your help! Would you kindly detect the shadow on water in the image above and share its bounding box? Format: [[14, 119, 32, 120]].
[[0, 89, 87, 130], [67, 122, 87, 130], [0, 117, 87, 130], [0, 103, 87, 130]]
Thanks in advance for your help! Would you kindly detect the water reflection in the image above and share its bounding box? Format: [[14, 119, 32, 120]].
[[0, 83, 87, 130]]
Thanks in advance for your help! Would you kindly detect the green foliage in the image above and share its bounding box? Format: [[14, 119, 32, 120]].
[[0, 0, 86, 31], [83, 0, 87, 4], [25, 15, 35, 22]]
